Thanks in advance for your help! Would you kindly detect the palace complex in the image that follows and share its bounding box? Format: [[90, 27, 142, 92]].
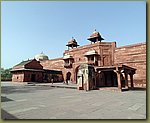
[[11, 30, 146, 91]]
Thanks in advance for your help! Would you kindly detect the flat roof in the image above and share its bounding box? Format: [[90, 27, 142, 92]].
[[95, 64, 136, 71]]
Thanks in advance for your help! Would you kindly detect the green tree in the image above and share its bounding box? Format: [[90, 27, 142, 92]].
[[1, 68, 12, 81]]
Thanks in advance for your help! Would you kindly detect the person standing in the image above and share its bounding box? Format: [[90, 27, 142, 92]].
[[51, 78, 54, 84]]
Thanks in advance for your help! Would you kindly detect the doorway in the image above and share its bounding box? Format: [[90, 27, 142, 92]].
[[66, 72, 71, 84], [31, 74, 36, 82], [96, 71, 117, 87], [104, 71, 118, 87], [75, 65, 80, 84]]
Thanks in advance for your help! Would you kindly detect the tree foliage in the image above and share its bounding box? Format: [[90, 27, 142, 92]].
[[1, 68, 12, 81]]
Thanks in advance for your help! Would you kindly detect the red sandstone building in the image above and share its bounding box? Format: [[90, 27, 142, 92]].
[[11, 30, 146, 91]]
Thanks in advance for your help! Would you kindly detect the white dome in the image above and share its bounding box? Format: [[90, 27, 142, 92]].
[[35, 52, 49, 61]]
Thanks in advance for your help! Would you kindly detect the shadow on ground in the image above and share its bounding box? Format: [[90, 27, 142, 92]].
[[1, 86, 55, 94], [122, 87, 146, 92], [1, 96, 14, 102], [1, 109, 18, 119], [129, 87, 146, 91]]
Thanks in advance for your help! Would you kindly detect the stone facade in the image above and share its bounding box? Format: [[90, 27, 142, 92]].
[[114, 43, 146, 87], [12, 71, 43, 82], [11, 59, 44, 82], [11, 59, 63, 83], [40, 42, 116, 83], [11, 31, 146, 89], [12, 71, 24, 82], [40, 58, 64, 71], [39, 41, 146, 88]]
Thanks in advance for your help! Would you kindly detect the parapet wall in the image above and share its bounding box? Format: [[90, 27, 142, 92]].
[[114, 42, 146, 87]]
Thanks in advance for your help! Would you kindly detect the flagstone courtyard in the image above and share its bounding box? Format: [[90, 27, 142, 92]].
[[1, 82, 146, 119]]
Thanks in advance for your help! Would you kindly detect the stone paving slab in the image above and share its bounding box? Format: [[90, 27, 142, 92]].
[[35, 83, 77, 90], [1, 82, 146, 119]]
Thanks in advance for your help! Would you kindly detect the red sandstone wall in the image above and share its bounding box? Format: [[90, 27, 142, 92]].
[[40, 42, 146, 87], [40, 58, 64, 71], [12, 72, 24, 82], [64, 42, 116, 66], [12, 71, 43, 82], [114, 42, 146, 87], [40, 58, 65, 82], [40, 42, 116, 83], [63, 42, 116, 83], [24, 71, 43, 82]]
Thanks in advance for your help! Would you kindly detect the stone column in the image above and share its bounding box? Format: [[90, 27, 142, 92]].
[[125, 73, 129, 89], [117, 72, 122, 91], [130, 73, 134, 89], [114, 70, 122, 91]]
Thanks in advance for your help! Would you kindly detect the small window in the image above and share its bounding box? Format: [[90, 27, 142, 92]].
[[17, 77, 18, 79]]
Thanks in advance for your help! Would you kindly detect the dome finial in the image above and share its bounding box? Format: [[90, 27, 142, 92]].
[[94, 29, 96, 31], [41, 51, 43, 54]]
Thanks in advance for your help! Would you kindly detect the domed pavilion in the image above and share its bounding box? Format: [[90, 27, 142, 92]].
[[34, 52, 49, 61]]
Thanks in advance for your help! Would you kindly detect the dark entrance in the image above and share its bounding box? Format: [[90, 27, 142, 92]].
[[104, 71, 118, 87], [96, 71, 117, 87], [66, 72, 71, 84], [31, 74, 36, 82]]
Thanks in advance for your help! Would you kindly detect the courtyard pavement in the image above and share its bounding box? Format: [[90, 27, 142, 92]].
[[1, 81, 146, 119]]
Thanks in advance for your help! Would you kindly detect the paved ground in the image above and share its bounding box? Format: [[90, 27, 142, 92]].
[[1, 82, 146, 119]]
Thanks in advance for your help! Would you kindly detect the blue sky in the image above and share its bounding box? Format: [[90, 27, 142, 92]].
[[1, 1, 146, 69]]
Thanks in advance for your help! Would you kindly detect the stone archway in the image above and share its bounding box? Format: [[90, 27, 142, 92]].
[[75, 65, 80, 84]]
